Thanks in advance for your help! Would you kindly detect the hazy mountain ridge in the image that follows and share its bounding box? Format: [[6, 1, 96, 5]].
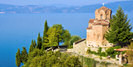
[[0, 1, 133, 13]]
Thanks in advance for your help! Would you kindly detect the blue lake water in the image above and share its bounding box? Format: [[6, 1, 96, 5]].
[[0, 13, 132, 67]]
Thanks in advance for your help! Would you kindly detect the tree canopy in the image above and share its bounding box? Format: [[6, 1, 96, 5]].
[[29, 40, 34, 53], [21, 47, 28, 63], [62, 30, 71, 46], [16, 21, 82, 67], [47, 24, 71, 47], [16, 48, 21, 67], [47, 24, 64, 46], [69, 35, 81, 46], [43, 20, 49, 43], [22, 50, 82, 67], [105, 7, 132, 46], [37, 33, 42, 49], [33, 40, 36, 48]]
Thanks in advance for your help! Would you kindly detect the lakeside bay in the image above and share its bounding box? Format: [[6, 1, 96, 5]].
[[0, 13, 132, 67]]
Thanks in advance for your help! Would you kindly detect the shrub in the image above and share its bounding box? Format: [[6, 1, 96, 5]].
[[105, 46, 121, 58], [87, 47, 91, 54], [98, 47, 102, 54], [100, 52, 106, 57]]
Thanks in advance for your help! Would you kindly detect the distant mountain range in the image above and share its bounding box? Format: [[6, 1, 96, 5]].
[[0, 1, 133, 13]]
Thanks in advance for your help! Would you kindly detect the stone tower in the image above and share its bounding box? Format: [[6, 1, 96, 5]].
[[86, 6, 112, 47]]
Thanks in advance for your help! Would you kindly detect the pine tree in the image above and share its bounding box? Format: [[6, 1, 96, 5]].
[[105, 7, 132, 46], [29, 40, 34, 53], [43, 20, 49, 43], [16, 48, 21, 67], [21, 47, 28, 63], [37, 33, 42, 49]]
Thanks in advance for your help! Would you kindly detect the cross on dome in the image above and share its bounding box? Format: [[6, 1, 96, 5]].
[[102, 3, 104, 6]]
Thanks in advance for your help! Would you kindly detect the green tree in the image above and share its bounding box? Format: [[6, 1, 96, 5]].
[[105, 7, 132, 46], [98, 47, 102, 55], [28, 49, 45, 60], [62, 30, 71, 46], [47, 24, 64, 47], [22, 49, 82, 67], [16, 48, 21, 67], [33, 40, 36, 48], [43, 20, 49, 43], [21, 47, 28, 63], [37, 33, 42, 49], [42, 20, 49, 50], [69, 35, 81, 48], [105, 46, 121, 58], [84, 57, 96, 67], [29, 40, 34, 53], [64, 56, 82, 67]]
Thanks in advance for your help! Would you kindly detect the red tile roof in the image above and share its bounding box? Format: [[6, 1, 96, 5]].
[[87, 26, 92, 29], [98, 6, 111, 12], [114, 49, 133, 51], [89, 19, 94, 23]]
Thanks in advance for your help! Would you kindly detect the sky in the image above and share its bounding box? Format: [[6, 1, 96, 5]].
[[0, 0, 129, 6]]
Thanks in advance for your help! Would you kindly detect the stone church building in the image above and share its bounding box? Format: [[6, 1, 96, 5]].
[[86, 6, 112, 47], [68, 6, 113, 55]]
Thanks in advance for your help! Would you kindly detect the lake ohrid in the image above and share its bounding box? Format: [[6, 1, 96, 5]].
[[0, 13, 132, 67]]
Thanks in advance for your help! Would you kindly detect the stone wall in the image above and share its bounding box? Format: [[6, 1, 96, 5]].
[[67, 39, 113, 55], [72, 39, 87, 55]]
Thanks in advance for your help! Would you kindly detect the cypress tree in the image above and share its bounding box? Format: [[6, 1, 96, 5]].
[[16, 48, 21, 67], [43, 20, 49, 43], [37, 33, 42, 49], [21, 47, 28, 63], [105, 7, 132, 46], [29, 40, 34, 53], [33, 40, 36, 48]]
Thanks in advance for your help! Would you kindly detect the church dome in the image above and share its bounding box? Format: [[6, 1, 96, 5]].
[[99, 6, 110, 11], [95, 6, 112, 20]]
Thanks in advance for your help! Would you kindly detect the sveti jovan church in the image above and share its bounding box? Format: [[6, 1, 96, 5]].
[[68, 6, 114, 55]]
